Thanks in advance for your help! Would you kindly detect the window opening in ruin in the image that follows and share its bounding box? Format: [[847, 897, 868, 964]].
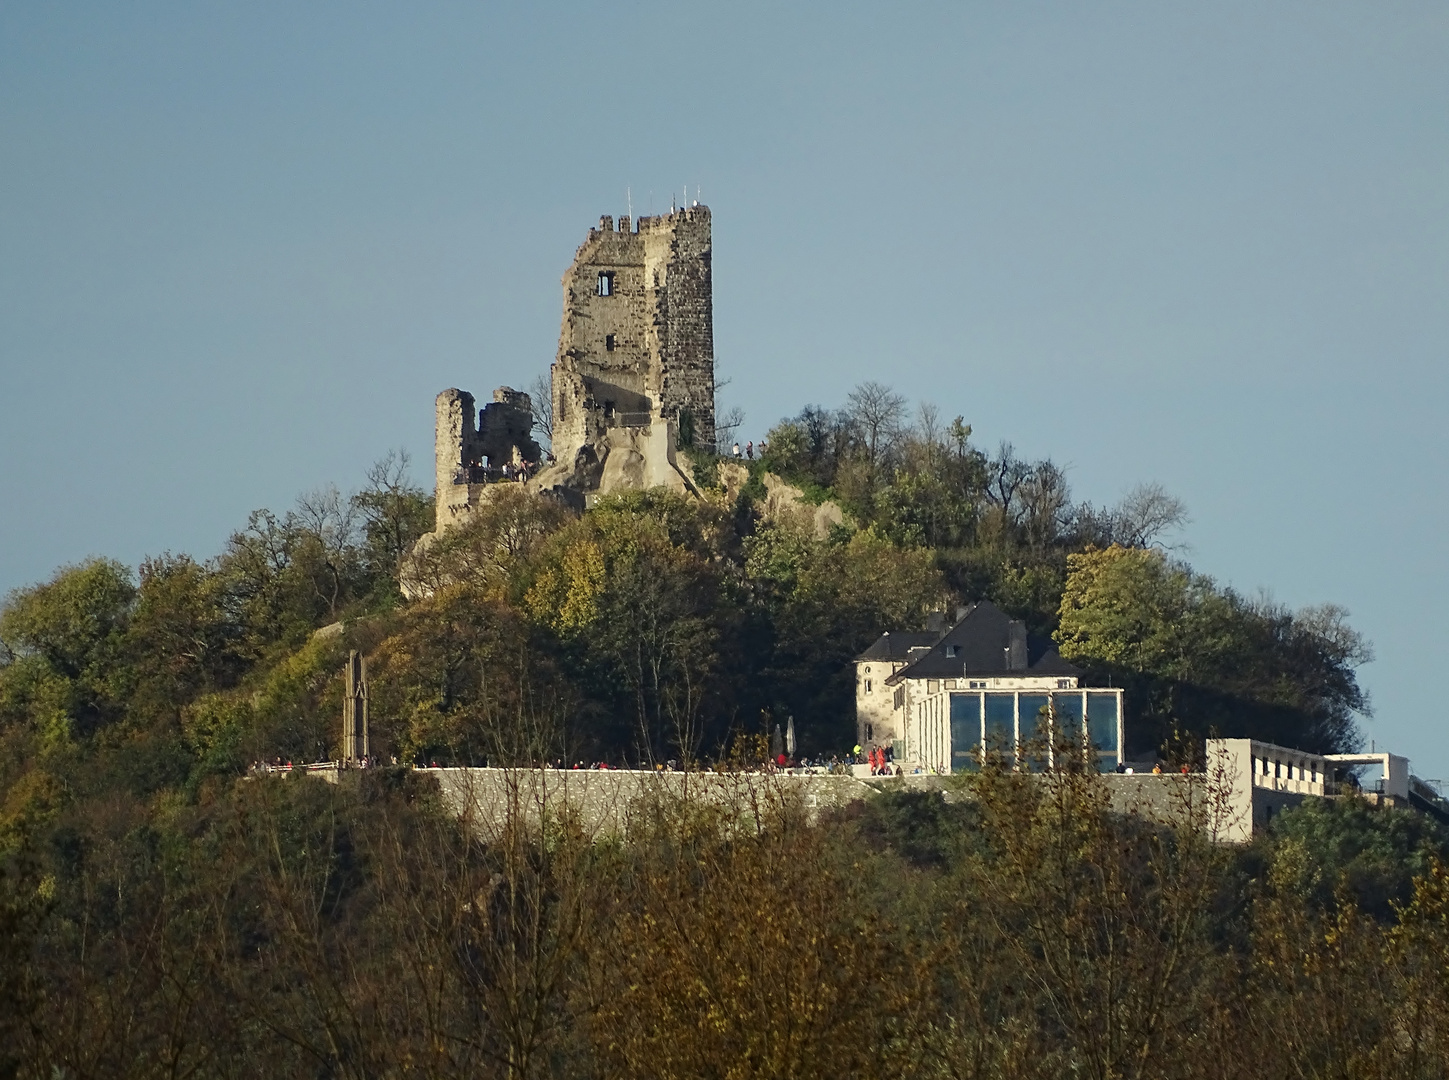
[[598, 271, 615, 296], [865, 680, 873, 693], [866, 724, 874, 742], [605, 333, 616, 352]]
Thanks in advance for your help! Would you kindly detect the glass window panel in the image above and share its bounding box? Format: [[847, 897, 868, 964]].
[[1087, 692, 1120, 754], [984, 693, 1015, 757], [949, 693, 981, 773], [1052, 691, 1085, 764], [1019, 694, 1050, 771], [1053, 692, 1085, 739]]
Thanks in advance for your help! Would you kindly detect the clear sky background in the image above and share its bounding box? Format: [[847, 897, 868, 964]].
[[2, 2, 1445, 775]]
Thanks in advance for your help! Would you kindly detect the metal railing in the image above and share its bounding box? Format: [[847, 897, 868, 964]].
[[452, 464, 536, 485]]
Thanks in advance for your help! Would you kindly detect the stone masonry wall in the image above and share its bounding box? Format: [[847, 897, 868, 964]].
[[434, 389, 479, 532], [427, 768, 1247, 842], [551, 207, 714, 467]]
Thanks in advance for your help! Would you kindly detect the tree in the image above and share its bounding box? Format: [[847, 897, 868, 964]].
[[293, 485, 360, 619], [845, 380, 906, 478], [351, 449, 432, 592], [525, 494, 727, 764], [1057, 545, 1370, 754], [528, 372, 554, 453], [590, 783, 907, 1080], [714, 405, 744, 455], [0, 558, 136, 744]]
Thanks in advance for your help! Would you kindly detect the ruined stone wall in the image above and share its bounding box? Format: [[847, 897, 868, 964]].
[[477, 387, 540, 469], [434, 389, 480, 532], [552, 206, 714, 466], [644, 209, 715, 450], [432, 386, 540, 534]]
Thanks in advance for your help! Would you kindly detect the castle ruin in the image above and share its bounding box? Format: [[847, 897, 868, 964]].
[[427, 205, 714, 534], [549, 205, 715, 472], [432, 386, 542, 532]]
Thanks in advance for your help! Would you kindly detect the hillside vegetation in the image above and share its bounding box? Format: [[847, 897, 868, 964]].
[[0, 385, 1423, 1080]]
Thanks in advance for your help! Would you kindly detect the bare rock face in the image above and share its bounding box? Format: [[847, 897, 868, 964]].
[[761, 473, 846, 539], [713, 462, 848, 538]]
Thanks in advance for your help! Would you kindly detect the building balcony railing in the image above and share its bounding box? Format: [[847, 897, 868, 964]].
[[452, 463, 535, 485]]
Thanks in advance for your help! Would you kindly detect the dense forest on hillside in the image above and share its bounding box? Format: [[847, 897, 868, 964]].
[[0, 382, 1372, 777], [1, 382, 1426, 1080]]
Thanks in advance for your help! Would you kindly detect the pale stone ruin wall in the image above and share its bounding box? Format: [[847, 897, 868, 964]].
[[549, 206, 715, 473], [431, 387, 541, 532]]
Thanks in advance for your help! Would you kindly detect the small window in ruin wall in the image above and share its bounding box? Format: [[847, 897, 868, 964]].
[[605, 334, 616, 352], [864, 680, 873, 693], [597, 272, 615, 296]]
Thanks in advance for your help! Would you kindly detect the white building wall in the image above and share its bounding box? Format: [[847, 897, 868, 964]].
[[855, 660, 909, 750]]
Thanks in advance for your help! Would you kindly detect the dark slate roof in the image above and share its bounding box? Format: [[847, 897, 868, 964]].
[[856, 631, 940, 663], [885, 601, 1081, 683]]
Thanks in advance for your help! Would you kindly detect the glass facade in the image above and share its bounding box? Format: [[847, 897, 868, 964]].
[[984, 694, 1015, 755], [949, 693, 981, 772], [1019, 694, 1050, 769], [944, 689, 1124, 773], [1086, 693, 1119, 753]]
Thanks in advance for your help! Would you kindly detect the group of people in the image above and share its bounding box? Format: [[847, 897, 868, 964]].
[[730, 439, 766, 460], [250, 756, 398, 773], [498, 460, 535, 482], [252, 749, 915, 776], [852, 743, 901, 777]]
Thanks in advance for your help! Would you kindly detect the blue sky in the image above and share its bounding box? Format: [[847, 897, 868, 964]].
[[2, 2, 1445, 775]]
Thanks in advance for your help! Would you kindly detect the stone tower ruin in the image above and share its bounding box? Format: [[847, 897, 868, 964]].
[[418, 206, 713, 554], [550, 205, 715, 469]]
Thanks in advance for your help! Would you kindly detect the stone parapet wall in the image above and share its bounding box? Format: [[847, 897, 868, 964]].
[[425, 767, 1248, 843], [431, 767, 878, 839]]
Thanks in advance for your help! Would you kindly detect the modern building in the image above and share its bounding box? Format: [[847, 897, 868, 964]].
[[857, 601, 1124, 773], [1208, 737, 1416, 842]]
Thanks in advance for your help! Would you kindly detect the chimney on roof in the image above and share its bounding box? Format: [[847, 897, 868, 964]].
[[1007, 620, 1028, 671], [925, 611, 947, 635]]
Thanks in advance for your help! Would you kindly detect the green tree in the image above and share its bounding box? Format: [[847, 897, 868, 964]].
[[1057, 545, 1369, 755], [0, 559, 136, 745], [351, 449, 433, 597]]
